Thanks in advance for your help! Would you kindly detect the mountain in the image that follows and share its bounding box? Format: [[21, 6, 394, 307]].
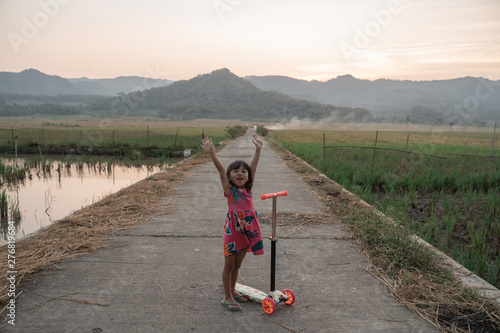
[[0, 69, 74, 95], [68, 76, 173, 95], [96, 68, 373, 121], [245, 75, 500, 125], [0, 69, 173, 96], [4, 68, 497, 124]]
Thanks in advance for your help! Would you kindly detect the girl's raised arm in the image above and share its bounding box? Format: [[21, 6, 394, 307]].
[[201, 137, 230, 194], [250, 134, 263, 185]]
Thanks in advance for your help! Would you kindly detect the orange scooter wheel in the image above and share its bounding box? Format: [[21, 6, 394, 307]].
[[262, 297, 276, 315], [282, 289, 295, 305]]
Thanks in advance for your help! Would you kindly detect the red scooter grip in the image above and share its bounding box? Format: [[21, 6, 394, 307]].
[[260, 190, 288, 200]]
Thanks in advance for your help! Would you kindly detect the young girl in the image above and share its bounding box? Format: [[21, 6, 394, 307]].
[[200, 134, 264, 311]]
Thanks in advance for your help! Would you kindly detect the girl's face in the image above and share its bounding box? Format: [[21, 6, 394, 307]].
[[229, 165, 249, 188]]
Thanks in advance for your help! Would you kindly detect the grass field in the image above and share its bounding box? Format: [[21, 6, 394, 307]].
[[271, 127, 500, 289], [0, 117, 242, 154]]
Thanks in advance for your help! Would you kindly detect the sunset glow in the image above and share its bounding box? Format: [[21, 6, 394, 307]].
[[1, 0, 499, 81]]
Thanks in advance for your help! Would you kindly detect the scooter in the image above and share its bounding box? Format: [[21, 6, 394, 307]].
[[235, 190, 296, 315]]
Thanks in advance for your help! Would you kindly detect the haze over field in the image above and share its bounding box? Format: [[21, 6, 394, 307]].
[[1, 0, 499, 82]]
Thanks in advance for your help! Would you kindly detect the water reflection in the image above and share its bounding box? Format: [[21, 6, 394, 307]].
[[0, 157, 168, 244]]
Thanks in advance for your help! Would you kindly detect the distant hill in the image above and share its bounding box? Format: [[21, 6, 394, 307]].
[[68, 76, 173, 95], [245, 75, 500, 125], [94, 68, 373, 121], [0, 69, 173, 96], [0, 69, 74, 95], [3, 68, 497, 125]]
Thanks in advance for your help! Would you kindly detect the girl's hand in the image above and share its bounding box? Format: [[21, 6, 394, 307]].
[[252, 134, 263, 150], [200, 137, 214, 152]]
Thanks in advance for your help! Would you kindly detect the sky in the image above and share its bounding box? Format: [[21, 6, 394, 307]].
[[1, 0, 499, 82]]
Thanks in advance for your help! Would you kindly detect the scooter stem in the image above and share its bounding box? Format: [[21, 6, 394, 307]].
[[261, 191, 288, 293], [270, 196, 277, 292]]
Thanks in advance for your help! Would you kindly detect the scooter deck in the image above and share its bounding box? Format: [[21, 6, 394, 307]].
[[235, 283, 267, 303]]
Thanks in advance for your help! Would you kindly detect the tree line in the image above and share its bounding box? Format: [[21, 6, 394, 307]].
[[0, 99, 81, 117]]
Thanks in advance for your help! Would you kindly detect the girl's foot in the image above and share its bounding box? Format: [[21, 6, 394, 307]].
[[233, 292, 248, 303], [221, 299, 242, 311]]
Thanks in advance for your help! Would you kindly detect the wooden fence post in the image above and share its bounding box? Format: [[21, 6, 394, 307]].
[[489, 121, 497, 178], [322, 132, 325, 173], [14, 136, 18, 167], [371, 131, 379, 171], [11, 127, 14, 148], [147, 125, 150, 146], [173, 128, 179, 150], [406, 134, 410, 152]]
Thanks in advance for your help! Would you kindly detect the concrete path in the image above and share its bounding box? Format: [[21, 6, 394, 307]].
[[4, 131, 438, 332]]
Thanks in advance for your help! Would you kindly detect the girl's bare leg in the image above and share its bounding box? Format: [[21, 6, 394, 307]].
[[231, 251, 247, 297], [222, 255, 240, 309]]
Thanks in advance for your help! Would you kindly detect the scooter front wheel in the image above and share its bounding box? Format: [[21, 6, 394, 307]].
[[282, 289, 295, 305], [262, 297, 276, 315]]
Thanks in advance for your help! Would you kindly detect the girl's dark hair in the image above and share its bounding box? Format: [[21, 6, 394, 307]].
[[226, 160, 253, 190]]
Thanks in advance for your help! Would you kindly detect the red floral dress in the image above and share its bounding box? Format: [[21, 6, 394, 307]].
[[223, 186, 264, 256]]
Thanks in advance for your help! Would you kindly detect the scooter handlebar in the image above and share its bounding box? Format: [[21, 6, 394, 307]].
[[260, 190, 288, 200]]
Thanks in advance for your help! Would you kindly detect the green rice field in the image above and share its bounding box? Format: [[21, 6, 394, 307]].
[[271, 128, 500, 289], [0, 119, 230, 154]]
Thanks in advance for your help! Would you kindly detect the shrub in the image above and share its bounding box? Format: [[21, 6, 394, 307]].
[[256, 125, 268, 136], [225, 125, 246, 138]]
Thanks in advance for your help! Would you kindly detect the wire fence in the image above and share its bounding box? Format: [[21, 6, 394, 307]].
[[322, 122, 499, 180], [0, 125, 215, 154]]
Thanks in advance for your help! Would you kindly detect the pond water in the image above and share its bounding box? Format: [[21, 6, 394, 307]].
[[0, 157, 170, 244]]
